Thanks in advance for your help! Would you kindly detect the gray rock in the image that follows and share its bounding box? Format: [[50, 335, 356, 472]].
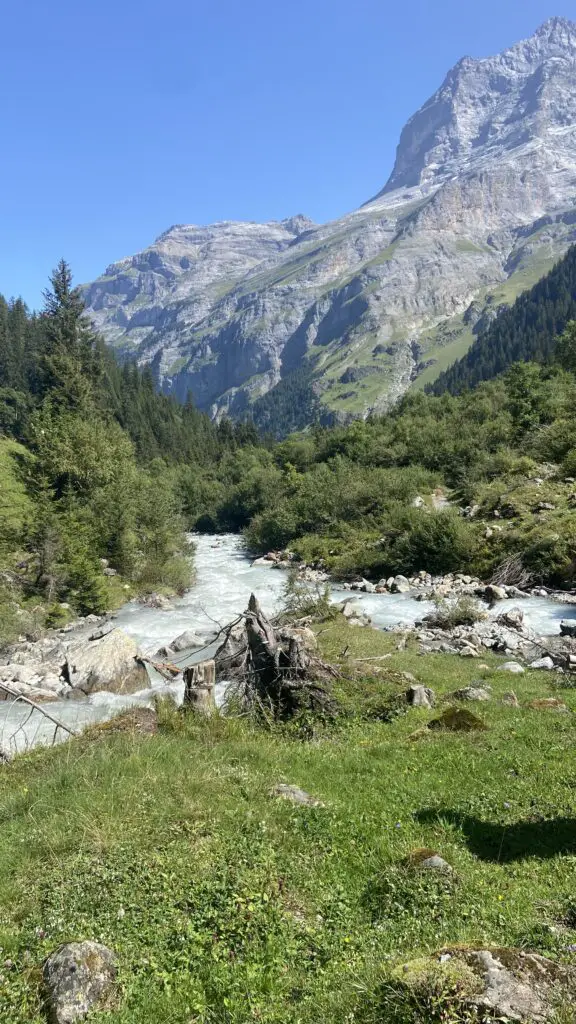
[[451, 686, 491, 702], [395, 946, 575, 1022], [483, 585, 508, 604], [496, 607, 524, 629], [502, 690, 520, 707], [65, 629, 149, 695], [407, 684, 435, 708], [560, 620, 576, 638], [170, 630, 205, 652], [271, 784, 323, 807], [419, 854, 453, 872], [496, 661, 525, 675], [391, 575, 410, 594], [529, 656, 556, 671], [43, 941, 117, 1023]]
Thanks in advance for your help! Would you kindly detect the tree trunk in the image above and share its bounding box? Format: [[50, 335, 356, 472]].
[[183, 659, 216, 715]]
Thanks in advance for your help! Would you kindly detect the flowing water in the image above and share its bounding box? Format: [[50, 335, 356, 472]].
[[1, 533, 575, 754]]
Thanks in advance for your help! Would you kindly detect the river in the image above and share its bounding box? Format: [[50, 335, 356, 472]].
[[1, 534, 575, 754]]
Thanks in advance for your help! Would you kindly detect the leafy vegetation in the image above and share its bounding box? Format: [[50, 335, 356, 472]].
[[0, 262, 258, 638], [1, 622, 575, 1022], [189, 343, 576, 589]]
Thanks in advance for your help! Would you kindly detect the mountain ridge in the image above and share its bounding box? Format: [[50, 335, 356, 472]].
[[83, 18, 576, 428]]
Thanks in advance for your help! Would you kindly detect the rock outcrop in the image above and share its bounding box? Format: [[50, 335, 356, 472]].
[[84, 19, 576, 431]]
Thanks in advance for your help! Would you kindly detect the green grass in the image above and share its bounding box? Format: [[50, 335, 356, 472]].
[[1, 623, 576, 1022]]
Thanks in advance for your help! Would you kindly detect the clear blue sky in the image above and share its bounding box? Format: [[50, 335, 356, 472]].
[[1, 0, 573, 307]]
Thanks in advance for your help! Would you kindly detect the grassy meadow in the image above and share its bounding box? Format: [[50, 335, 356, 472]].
[[1, 623, 576, 1022]]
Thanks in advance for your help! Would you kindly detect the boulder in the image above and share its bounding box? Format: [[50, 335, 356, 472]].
[[419, 854, 453, 872], [529, 656, 555, 671], [387, 948, 576, 1023], [428, 707, 487, 732], [43, 941, 117, 1023], [65, 629, 149, 695], [496, 607, 524, 629], [459, 645, 479, 657], [451, 686, 491, 702], [560, 620, 576, 638], [496, 661, 525, 675], [271, 783, 323, 807], [482, 584, 507, 604], [407, 684, 435, 708], [340, 599, 362, 619], [391, 575, 410, 594], [502, 690, 520, 707], [170, 629, 205, 652]]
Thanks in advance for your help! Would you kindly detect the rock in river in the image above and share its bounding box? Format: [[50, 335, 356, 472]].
[[65, 628, 149, 695]]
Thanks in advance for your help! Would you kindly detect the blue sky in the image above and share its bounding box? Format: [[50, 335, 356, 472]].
[[1, 0, 573, 306]]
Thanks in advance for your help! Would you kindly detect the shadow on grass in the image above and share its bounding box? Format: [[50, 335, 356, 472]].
[[415, 808, 576, 862]]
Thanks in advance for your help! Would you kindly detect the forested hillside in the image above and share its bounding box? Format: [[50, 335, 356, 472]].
[[431, 244, 576, 395], [0, 262, 257, 639], [186, 322, 576, 590]]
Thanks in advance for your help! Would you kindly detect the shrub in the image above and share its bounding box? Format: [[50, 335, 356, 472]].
[[278, 568, 335, 624], [424, 595, 486, 629]]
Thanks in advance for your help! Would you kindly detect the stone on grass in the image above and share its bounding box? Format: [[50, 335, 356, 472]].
[[43, 941, 117, 1023], [450, 686, 491, 702], [529, 656, 555, 671], [387, 948, 576, 1023], [405, 848, 453, 873], [502, 691, 520, 707], [496, 662, 525, 675], [459, 645, 479, 658], [428, 707, 487, 732], [528, 698, 569, 713], [406, 684, 435, 708], [271, 784, 324, 807]]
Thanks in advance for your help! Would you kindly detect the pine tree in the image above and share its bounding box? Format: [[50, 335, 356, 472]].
[[40, 259, 102, 411]]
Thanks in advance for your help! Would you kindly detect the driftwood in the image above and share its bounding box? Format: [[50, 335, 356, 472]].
[[216, 594, 338, 720]]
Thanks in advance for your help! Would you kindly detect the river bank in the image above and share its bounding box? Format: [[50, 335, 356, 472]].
[[1, 533, 576, 755]]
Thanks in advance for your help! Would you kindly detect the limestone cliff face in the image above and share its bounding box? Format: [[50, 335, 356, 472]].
[[83, 19, 576, 424]]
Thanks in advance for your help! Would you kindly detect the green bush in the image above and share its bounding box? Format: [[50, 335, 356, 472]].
[[424, 595, 486, 629]]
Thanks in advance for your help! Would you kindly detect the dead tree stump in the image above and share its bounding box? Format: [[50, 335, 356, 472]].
[[215, 594, 337, 721], [183, 659, 216, 715]]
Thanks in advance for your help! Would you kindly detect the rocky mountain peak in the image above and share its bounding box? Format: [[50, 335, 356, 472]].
[[83, 21, 576, 432], [377, 18, 576, 198]]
